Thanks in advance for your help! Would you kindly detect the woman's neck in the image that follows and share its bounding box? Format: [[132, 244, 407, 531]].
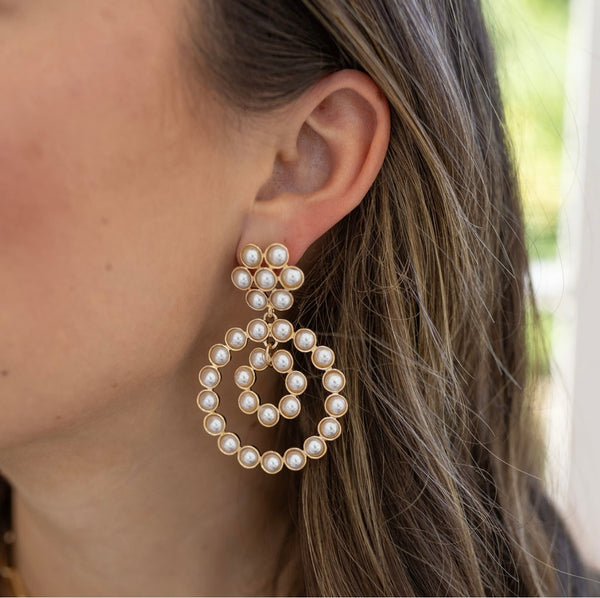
[[0, 349, 296, 596]]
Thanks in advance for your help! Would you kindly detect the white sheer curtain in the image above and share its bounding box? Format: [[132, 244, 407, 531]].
[[548, 0, 600, 566]]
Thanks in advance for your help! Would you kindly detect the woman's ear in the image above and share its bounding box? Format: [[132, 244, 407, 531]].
[[237, 69, 390, 264]]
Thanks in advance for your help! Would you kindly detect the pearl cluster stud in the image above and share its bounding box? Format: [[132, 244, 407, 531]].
[[196, 243, 348, 473]]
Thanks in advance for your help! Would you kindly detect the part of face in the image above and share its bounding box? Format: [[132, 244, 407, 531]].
[[0, 0, 260, 447]]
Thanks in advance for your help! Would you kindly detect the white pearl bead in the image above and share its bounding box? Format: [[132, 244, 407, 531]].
[[197, 390, 218, 411], [286, 371, 307, 393], [305, 438, 325, 457], [272, 320, 292, 341], [284, 449, 306, 470], [320, 418, 340, 439], [262, 453, 282, 473], [323, 370, 345, 392], [270, 290, 292, 310], [280, 396, 300, 417], [231, 267, 252, 290], [247, 320, 268, 341], [239, 391, 258, 413], [266, 244, 288, 267], [239, 447, 259, 467], [209, 344, 229, 366], [199, 366, 219, 388], [234, 366, 254, 388], [325, 395, 347, 416], [272, 350, 292, 373], [249, 348, 267, 370], [255, 268, 276, 290], [219, 434, 239, 454], [226, 328, 246, 350], [313, 346, 334, 369], [241, 245, 262, 268], [281, 266, 303, 289], [246, 290, 267, 310], [258, 404, 278, 425], [204, 414, 224, 435], [294, 329, 316, 351]]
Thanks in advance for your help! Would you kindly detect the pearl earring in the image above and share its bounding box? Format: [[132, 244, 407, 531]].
[[196, 243, 348, 473]]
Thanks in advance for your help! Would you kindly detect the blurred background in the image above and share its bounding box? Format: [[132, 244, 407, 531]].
[[485, 0, 600, 565]]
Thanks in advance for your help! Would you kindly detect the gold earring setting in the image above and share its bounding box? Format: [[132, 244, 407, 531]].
[[196, 243, 348, 473]]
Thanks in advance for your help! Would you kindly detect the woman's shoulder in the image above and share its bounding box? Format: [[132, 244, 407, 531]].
[[538, 492, 600, 596]]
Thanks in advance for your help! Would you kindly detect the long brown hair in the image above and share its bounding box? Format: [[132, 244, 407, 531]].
[[180, 0, 592, 595]]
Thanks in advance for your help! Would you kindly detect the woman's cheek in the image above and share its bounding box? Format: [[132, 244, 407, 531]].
[[0, 1, 210, 444]]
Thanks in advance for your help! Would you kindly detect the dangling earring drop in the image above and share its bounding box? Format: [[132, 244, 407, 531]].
[[196, 243, 348, 473]]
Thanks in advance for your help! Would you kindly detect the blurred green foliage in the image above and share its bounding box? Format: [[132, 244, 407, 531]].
[[484, 0, 570, 377], [527, 303, 554, 377], [484, 0, 570, 261]]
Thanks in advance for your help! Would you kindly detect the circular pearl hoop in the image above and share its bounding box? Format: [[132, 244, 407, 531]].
[[196, 243, 347, 473]]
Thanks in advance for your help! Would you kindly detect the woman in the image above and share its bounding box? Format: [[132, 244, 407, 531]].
[[0, 0, 597, 595]]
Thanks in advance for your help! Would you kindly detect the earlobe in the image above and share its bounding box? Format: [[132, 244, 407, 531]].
[[238, 69, 390, 265]]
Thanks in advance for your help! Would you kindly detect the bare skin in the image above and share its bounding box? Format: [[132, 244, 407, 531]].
[[0, 1, 389, 594]]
